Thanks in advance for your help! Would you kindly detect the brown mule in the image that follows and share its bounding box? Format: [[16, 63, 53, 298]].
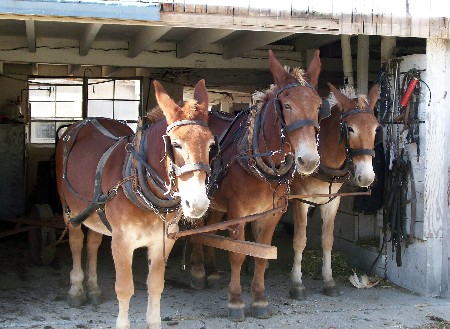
[[55, 79, 215, 329], [190, 50, 322, 322], [289, 83, 380, 300]]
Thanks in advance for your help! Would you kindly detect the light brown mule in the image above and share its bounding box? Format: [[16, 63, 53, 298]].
[[55, 79, 215, 329], [289, 83, 380, 300], [190, 50, 322, 322]]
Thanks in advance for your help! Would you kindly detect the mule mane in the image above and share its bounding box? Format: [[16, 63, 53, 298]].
[[248, 66, 309, 145], [327, 86, 369, 109], [146, 99, 203, 124], [146, 106, 164, 123]]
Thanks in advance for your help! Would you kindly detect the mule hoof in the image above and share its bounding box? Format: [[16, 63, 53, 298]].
[[289, 285, 307, 300], [190, 277, 206, 290], [206, 275, 221, 290], [228, 307, 245, 322], [250, 304, 270, 319], [323, 285, 340, 297], [67, 293, 86, 308], [88, 292, 102, 305]]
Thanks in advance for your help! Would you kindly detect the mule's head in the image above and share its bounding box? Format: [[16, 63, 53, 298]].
[[268, 49, 321, 175], [328, 83, 380, 187], [154, 79, 215, 218]]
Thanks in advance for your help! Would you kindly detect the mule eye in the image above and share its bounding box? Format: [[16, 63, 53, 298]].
[[347, 126, 354, 133], [283, 103, 292, 110], [172, 142, 182, 149]]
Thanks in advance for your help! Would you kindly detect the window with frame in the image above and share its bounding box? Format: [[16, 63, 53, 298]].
[[28, 77, 141, 143]]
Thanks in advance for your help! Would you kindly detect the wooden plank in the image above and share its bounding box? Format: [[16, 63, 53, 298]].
[[424, 38, 449, 239], [190, 233, 277, 259], [167, 206, 285, 239]]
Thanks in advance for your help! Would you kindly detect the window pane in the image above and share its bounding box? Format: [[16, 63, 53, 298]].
[[30, 102, 55, 118], [115, 80, 140, 100], [56, 85, 82, 101], [88, 80, 114, 99], [30, 122, 55, 143], [29, 87, 55, 102], [56, 101, 82, 119], [88, 100, 113, 118], [114, 101, 139, 121]]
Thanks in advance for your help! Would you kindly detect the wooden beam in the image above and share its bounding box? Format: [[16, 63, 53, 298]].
[[341, 34, 354, 87], [381, 36, 397, 63], [223, 31, 294, 59], [67, 64, 80, 76], [80, 23, 102, 56], [128, 26, 172, 58], [292, 34, 340, 51], [31, 62, 38, 75], [357, 34, 369, 94], [177, 28, 233, 58], [190, 233, 277, 259], [25, 20, 36, 52]]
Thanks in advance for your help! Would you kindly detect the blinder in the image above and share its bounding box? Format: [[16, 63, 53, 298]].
[[319, 99, 332, 122]]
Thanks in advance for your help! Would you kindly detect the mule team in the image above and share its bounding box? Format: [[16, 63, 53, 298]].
[[55, 50, 380, 328]]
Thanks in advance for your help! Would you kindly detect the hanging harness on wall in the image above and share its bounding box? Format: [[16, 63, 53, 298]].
[[372, 62, 432, 269]]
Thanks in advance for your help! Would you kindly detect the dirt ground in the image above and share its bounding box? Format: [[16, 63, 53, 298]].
[[0, 227, 449, 329]]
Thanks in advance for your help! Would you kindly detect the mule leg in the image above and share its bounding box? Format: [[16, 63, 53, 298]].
[[85, 229, 103, 305], [146, 233, 176, 329], [227, 224, 246, 322], [321, 197, 341, 297], [204, 243, 221, 290], [190, 210, 224, 290], [67, 223, 87, 307], [111, 236, 135, 329], [289, 200, 309, 300], [249, 213, 281, 319]]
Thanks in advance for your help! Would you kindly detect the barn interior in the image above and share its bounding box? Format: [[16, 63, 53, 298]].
[[0, 0, 448, 308]]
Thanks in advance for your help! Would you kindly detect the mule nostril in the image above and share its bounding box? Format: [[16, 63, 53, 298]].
[[185, 200, 190, 209], [297, 157, 305, 166], [357, 174, 362, 182]]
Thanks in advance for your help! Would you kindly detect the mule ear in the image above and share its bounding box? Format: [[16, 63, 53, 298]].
[[193, 79, 208, 114], [153, 80, 180, 123], [327, 82, 354, 110], [268, 49, 292, 87], [305, 49, 321, 87], [367, 83, 379, 110]]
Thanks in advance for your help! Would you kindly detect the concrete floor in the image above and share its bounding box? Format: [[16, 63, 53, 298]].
[[0, 229, 449, 329]]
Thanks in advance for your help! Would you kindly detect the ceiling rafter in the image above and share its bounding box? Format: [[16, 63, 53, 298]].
[[176, 28, 233, 58], [80, 23, 102, 56], [223, 31, 294, 59], [292, 34, 341, 51], [25, 20, 36, 53], [128, 26, 172, 58]]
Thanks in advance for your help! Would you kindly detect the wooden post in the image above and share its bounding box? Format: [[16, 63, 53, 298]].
[[425, 38, 450, 297], [341, 34, 354, 88], [357, 34, 369, 95], [381, 36, 396, 63]]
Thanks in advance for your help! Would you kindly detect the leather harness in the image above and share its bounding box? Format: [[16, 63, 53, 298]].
[[61, 117, 212, 232]]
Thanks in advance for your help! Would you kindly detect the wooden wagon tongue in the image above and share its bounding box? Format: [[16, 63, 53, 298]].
[[167, 207, 285, 260]]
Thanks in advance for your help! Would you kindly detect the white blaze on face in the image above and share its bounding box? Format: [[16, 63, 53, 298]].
[[353, 159, 375, 187], [292, 131, 320, 175], [176, 172, 210, 219]]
